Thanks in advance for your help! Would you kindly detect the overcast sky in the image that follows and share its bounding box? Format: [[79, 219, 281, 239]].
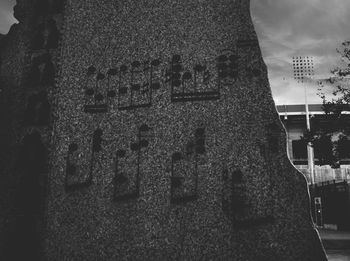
[[1, 0, 350, 105], [0, 0, 16, 35], [251, 0, 350, 105]]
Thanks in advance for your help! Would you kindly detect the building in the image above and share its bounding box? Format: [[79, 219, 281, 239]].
[[0, 1, 327, 260], [277, 104, 350, 184], [278, 104, 350, 229]]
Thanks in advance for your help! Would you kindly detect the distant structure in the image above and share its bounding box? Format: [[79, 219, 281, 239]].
[[277, 104, 350, 183], [1, 1, 327, 260]]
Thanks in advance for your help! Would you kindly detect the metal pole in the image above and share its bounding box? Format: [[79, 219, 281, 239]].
[[293, 56, 315, 184], [304, 82, 315, 184]]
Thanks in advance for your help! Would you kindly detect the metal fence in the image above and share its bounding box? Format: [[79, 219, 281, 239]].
[[295, 165, 350, 184], [309, 180, 350, 230]]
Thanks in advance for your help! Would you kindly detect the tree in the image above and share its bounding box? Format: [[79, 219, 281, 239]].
[[305, 40, 350, 168]]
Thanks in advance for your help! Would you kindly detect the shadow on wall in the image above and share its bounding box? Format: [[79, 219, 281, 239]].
[[3, 132, 47, 260]]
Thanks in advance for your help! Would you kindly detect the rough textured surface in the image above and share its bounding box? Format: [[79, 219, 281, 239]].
[[1, 0, 327, 260], [0, 0, 63, 260]]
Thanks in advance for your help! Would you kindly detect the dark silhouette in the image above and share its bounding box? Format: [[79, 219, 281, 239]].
[[3, 132, 47, 261]]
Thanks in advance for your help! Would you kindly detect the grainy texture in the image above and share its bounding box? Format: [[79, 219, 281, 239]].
[[0, 0, 63, 260], [1, 0, 327, 260]]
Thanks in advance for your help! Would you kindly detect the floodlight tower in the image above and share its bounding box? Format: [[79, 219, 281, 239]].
[[292, 56, 315, 184]]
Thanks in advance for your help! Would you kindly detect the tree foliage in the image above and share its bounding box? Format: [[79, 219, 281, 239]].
[[304, 40, 350, 168]]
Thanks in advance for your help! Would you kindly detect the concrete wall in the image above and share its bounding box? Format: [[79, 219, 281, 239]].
[[0, 1, 327, 260], [45, 0, 326, 260]]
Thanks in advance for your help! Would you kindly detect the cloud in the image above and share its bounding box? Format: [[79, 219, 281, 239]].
[[251, 0, 350, 105], [0, 0, 17, 34]]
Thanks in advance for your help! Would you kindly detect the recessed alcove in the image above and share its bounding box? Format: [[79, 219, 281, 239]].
[[46, 19, 60, 49], [24, 91, 50, 126]]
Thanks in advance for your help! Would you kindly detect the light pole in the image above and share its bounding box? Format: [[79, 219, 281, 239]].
[[292, 56, 315, 184]]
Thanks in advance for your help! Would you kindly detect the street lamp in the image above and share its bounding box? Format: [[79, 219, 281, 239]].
[[292, 56, 315, 184]]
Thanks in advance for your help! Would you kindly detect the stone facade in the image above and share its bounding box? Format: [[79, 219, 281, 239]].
[[1, 0, 327, 260]]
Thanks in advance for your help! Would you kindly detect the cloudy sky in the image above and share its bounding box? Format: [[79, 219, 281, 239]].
[[0, 0, 16, 34], [1, 0, 350, 105], [251, 0, 350, 105]]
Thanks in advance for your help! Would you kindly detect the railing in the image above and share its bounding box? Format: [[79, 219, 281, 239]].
[[294, 165, 350, 184]]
